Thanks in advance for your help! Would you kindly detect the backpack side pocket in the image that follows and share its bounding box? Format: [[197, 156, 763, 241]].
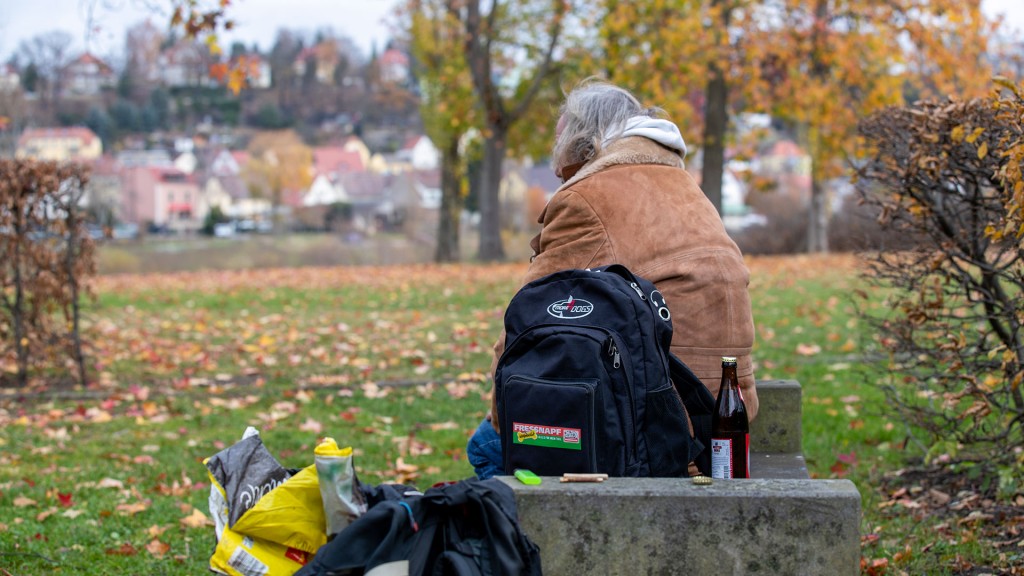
[[501, 376, 597, 476]]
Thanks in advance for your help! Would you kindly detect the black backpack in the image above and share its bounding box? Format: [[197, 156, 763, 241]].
[[295, 478, 542, 576], [495, 265, 714, 477]]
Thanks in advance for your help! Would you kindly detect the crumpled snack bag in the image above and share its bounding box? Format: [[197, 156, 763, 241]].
[[314, 437, 367, 537], [206, 427, 292, 527], [207, 461, 312, 575], [209, 524, 311, 576], [230, 464, 327, 554]]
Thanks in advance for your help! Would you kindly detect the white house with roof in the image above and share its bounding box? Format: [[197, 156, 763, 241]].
[[0, 64, 20, 92], [63, 53, 116, 97], [303, 174, 349, 206], [379, 49, 410, 84], [396, 135, 439, 171]]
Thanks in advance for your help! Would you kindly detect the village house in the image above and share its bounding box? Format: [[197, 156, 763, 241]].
[[378, 48, 410, 85], [62, 53, 116, 97], [158, 40, 213, 88], [121, 166, 202, 233], [394, 135, 440, 172], [0, 64, 21, 92], [16, 126, 103, 161]]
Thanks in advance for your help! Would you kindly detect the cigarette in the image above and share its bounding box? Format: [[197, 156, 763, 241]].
[[559, 473, 609, 483]]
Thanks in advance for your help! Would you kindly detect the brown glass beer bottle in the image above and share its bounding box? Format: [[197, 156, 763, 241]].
[[710, 356, 749, 479]]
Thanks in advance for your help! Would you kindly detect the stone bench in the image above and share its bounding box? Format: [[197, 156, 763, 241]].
[[499, 380, 862, 576]]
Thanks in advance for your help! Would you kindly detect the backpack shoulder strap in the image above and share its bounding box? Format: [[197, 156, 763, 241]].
[[668, 354, 715, 476]]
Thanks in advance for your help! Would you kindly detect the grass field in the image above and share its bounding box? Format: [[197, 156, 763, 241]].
[[0, 253, 1019, 574]]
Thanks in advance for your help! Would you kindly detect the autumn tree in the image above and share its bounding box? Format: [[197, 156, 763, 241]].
[[447, 0, 574, 261], [743, 0, 996, 252], [17, 30, 74, 113], [243, 130, 313, 230], [595, 0, 767, 216], [0, 160, 95, 387], [855, 86, 1024, 489], [405, 1, 479, 262]]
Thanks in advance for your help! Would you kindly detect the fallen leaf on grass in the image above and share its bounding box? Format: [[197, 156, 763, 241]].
[[179, 507, 211, 529], [116, 501, 150, 516], [13, 496, 36, 507], [362, 383, 388, 399], [57, 492, 73, 507], [0, 522, 7, 532], [860, 557, 888, 576], [36, 507, 58, 522], [97, 478, 124, 489], [928, 489, 951, 507], [795, 343, 822, 356], [299, 418, 323, 435], [146, 539, 171, 558], [147, 524, 168, 538], [61, 509, 84, 519], [340, 407, 361, 421], [105, 542, 137, 556]]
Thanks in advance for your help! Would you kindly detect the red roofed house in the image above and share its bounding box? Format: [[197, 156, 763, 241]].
[[17, 127, 103, 161], [121, 166, 202, 233], [379, 48, 410, 84], [63, 53, 116, 97], [313, 146, 365, 175], [303, 146, 365, 206]]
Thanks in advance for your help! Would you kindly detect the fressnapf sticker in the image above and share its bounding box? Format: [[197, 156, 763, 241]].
[[512, 422, 582, 450]]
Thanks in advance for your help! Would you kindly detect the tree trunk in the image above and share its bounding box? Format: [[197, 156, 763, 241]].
[[702, 71, 727, 215], [65, 195, 88, 386], [805, 0, 830, 253], [478, 130, 507, 261], [701, 0, 731, 216], [12, 205, 28, 387], [807, 170, 829, 252], [435, 136, 463, 263]]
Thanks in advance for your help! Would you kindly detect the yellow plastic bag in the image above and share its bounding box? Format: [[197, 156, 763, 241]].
[[210, 525, 312, 576], [230, 464, 328, 554]]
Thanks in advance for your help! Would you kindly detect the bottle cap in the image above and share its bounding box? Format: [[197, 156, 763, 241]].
[[721, 356, 737, 364]]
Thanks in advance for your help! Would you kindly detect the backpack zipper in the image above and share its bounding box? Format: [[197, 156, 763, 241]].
[[604, 334, 637, 462], [629, 282, 647, 301], [607, 339, 621, 369]]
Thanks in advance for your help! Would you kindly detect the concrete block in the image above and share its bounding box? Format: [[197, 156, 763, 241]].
[[501, 476, 860, 576], [751, 452, 808, 479], [750, 380, 802, 454]]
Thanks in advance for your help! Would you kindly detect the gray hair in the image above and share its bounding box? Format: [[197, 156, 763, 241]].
[[552, 80, 663, 170]]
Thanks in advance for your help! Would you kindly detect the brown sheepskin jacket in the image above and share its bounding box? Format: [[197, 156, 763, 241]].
[[491, 136, 758, 431]]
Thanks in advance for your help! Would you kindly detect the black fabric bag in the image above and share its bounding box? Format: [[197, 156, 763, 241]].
[[295, 478, 541, 576], [495, 264, 714, 477]]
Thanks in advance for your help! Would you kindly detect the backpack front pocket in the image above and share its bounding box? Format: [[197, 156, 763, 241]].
[[501, 375, 597, 476]]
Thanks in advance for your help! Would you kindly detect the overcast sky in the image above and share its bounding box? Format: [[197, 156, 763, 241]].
[[0, 0, 1021, 65], [0, 0, 401, 62]]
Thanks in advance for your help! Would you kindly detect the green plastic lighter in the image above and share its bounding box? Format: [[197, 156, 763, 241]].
[[513, 469, 542, 485]]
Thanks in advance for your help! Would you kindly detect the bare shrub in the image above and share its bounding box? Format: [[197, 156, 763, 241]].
[[0, 160, 95, 387], [732, 193, 808, 255], [855, 88, 1024, 491], [827, 191, 925, 252]]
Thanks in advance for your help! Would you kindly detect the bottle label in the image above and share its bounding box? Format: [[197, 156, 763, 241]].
[[710, 438, 733, 479]]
